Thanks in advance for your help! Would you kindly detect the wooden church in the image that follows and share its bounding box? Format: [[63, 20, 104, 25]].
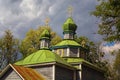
[[0, 9, 105, 80]]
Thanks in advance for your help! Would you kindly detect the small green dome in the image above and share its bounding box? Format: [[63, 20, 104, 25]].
[[40, 29, 51, 40], [63, 17, 77, 34]]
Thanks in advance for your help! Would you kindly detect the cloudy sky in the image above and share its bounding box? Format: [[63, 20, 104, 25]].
[[0, 0, 102, 42]]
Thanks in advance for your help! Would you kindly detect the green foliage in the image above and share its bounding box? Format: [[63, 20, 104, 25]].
[[20, 26, 62, 58], [75, 36, 90, 49], [75, 36, 104, 67], [92, 0, 120, 79], [51, 35, 62, 46], [92, 0, 120, 41], [103, 62, 118, 80], [113, 50, 120, 79], [75, 36, 111, 80], [114, 51, 120, 70]]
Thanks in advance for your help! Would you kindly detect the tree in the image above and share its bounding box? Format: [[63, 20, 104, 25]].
[[0, 30, 19, 70], [75, 36, 90, 48], [113, 50, 120, 80], [92, 0, 120, 41], [20, 26, 62, 58], [92, 0, 120, 79], [75, 36, 104, 67], [75, 36, 117, 79]]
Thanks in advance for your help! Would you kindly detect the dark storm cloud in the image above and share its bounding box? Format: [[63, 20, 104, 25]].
[[0, 0, 101, 42]]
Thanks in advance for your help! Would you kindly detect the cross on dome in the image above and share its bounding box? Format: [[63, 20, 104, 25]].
[[67, 6, 73, 17], [45, 17, 50, 26]]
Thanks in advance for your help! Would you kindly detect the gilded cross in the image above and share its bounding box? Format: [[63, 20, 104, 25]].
[[45, 17, 50, 26], [68, 6, 73, 17]]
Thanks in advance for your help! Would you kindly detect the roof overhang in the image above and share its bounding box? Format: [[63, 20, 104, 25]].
[[23, 61, 78, 71], [69, 61, 105, 73]]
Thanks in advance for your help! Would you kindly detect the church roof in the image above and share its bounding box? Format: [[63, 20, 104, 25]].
[[63, 57, 92, 65], [51, 39, 81, 49], [0, 64, 45, 80], [63, 17, 77, 34], [12, 65, 45, 80], [15, 49, 71, 67], [63, 57, 104, 72]]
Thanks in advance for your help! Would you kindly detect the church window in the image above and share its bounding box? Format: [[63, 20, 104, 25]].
[[57, 49, 64, 57], [70, 48, 78, 57]]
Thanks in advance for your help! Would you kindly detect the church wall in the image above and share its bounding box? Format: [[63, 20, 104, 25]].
[[63, 48, 67, 56], [55, 65, 74, 80], [82, 65, 105, 80], [1, 69, 22, 80], [33, 65, 53, 80], [71, 64, 81, 80]]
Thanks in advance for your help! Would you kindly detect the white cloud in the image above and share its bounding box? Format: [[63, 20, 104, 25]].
[[100, 42, 120, 53], [0, 0, 99, 42], [99, 42, 120, 64]]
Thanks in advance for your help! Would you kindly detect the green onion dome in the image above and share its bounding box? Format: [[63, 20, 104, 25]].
[[40, 29, 51, 40], [63, 17, 77, 34]]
